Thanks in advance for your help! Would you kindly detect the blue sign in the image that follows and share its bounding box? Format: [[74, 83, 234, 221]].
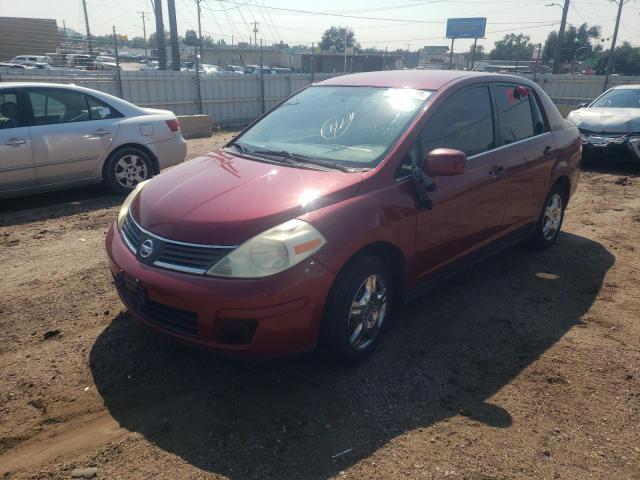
[[446, 18, 487, 39]]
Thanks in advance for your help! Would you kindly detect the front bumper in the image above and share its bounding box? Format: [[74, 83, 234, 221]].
[[147, 134, 188, 170], [581, 133, 640, 162], [105, 223, 335, 357]]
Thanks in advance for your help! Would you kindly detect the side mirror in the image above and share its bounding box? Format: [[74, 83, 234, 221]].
[[577, 102, 588, 109], [424, 148, 467, 177]]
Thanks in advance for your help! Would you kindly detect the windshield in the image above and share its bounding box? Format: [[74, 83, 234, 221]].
[[592, 89, 640, 108], [235, 86, 433, 168]]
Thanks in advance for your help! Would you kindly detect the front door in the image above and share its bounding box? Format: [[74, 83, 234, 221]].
[[0, 89, 36, 194], [413, 84, 507, 279], [24, 87, 120, 186]]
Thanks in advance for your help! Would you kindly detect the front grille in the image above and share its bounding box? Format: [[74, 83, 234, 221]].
[[121, 213, 235, 275], [116, 279, 199, 337]]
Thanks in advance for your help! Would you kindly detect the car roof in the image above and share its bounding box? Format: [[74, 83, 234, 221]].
[[612, 84, 640, 90], [317, 69, 492, 90]]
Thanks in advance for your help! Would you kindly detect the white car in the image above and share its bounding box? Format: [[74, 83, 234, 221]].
[[11, 55, 53, 65], [0, 83, 187, 199]]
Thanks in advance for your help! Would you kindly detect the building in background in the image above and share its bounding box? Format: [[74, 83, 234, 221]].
[[0, 17, 60, 62]]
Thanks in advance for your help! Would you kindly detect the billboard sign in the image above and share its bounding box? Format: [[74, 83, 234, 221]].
[[446, 17, 487, 39]]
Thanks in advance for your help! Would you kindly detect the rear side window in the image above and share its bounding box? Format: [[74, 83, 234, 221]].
[[421, 85, 495, 157], [0, 92, 19, 129], [86, 95, 121, 120], [495, 85, 543, 144]]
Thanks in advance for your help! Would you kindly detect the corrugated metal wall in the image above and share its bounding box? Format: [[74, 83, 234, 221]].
[[0, 69, 339, 126], [2, 69, 638, 123]]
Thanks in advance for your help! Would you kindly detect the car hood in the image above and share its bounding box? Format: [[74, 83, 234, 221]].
[[567, 107, 640, 134], [131, 149, 364, 245]]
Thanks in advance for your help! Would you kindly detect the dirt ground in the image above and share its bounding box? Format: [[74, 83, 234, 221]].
[[0, 133, 639, 480]]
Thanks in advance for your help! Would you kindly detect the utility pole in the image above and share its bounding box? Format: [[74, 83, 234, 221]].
[[167, 0, 180, 70], [137, 11, 149, 59], [552, 0, 570, 74], [260, 38, 265, 114], [82, 0, 93, 57], [448, 38, 455, 70], [252, 21, 259, 49], [153, 0, 167, 70], [311, 42, 315, 81], [470, 38, 478, 70], [604, 0, 626, 91]]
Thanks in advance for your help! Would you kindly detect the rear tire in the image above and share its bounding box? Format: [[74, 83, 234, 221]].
[[320, 255, 392, 364], [104, 147, 154, 195], [526, 183, 566, 249]]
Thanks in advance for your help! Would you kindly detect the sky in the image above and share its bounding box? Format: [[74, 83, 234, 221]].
[[1, 0, 639, 53]]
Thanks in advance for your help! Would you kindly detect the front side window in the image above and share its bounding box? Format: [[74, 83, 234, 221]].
[[27, 89, 90, 125], [495, 85, 536, 144], [0, 92, 19, 130], [421, 85, 494, 157], [236, 86, 433, 168], [591, 88, 640, 108]]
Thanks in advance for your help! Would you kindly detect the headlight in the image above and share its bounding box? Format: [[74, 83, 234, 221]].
[[117, 180, 149, 229], [207, 219, 326, 278]]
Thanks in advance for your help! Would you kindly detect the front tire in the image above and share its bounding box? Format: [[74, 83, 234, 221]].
[[527, 184, 566, 249], [320, 255, 392, 364], [104, 147, 154, 195]]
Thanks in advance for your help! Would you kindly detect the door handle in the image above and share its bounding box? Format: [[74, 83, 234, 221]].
[[543, 146, 554, 157], [4, 138, 28, 147], [92, 129, 110, 136], [489, 165, 504, 177]]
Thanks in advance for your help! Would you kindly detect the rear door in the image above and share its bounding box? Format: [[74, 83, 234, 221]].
[[0, 89, 36, 194], [413, 84, 508, 277], [492, 83, 556, 228], [25, 87, 122, 185]]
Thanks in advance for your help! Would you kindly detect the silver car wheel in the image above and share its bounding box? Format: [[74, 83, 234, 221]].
[[542, 192, 563, 240], [114, 154, 149, 189], [348, 274, 388, 351]]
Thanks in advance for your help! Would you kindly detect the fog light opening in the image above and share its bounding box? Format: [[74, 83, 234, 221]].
[[216, 318, 258, 345]]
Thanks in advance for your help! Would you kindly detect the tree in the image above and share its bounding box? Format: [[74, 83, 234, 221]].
[[319, 27, 359, 52], [542, 23, 601, 63], [490, 33, 534, 60], [595, 42, 640, 75], [183, 29, 198, 46], [469, 44, 486, 60]]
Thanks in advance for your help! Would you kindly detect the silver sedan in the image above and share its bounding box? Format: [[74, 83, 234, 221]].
[[0, 82, 187, 199]]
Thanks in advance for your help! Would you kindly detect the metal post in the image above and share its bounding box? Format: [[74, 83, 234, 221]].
[[82, 0, 94, 57], [260, 39, 265, 114], [194, 0, 203, 114], [311, 42, 315, 83], [153, 0, 167, 70], [604, 0, 625, 92], [113, 26, 123, 98], [167, 0, 181, 71], [552, 0, 570, 74], [449, 38, 455, 70], [344, 29, 348, 73], [470, 38, 478, 70]]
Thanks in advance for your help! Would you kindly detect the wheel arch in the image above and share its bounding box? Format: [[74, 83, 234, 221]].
[[334, 241, 408, 306], [553, 174, 571, 205], [102, 143, 160, 181]]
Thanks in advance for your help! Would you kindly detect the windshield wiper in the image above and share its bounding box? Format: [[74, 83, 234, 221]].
[[227, 141, 248, 154], [250, 149, 355, 172]]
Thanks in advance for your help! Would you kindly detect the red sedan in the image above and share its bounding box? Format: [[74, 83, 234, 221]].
[[106, 70, 581, 362]]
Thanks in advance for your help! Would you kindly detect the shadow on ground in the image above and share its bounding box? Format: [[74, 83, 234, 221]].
[[90, 232, 614, 479], [0, 185, 122, 227]]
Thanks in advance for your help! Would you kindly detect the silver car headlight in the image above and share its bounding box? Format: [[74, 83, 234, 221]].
[[207, 219, 326, 278], [117, 180, 149, 230]]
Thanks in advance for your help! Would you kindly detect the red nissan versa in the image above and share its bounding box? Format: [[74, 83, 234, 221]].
[[106, 70, 581, 363]]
